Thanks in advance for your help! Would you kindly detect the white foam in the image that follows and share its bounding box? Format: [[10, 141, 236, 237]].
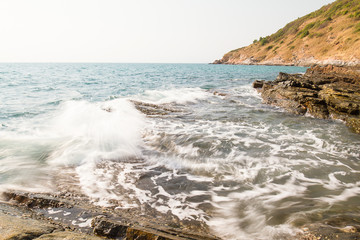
[[134, 87, 211, 104], [319, 186, 360, 205], [47, 99, 144, 166], [0, 99, 146, 202]]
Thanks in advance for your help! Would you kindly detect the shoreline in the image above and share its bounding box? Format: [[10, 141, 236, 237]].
[[0, 191, 219, 240], [2, 189, 360, 240], [212, 59, 360, 68]]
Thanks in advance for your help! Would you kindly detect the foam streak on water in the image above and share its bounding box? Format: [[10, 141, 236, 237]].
[[1, 63, 360, 240]]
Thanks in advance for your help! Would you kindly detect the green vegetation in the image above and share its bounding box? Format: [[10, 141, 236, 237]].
[[266, 45, 274, 51], [287, 40, 294, 46], [354, 11, 360, 19], [297, 22, 316, 38], [355, 22, 360, 32], [324, 0, 360, 18], [229, 48, 242, 53], [300, 30, 310, 38], [258, 0, 360, 44], [259, 37, 269, 46]]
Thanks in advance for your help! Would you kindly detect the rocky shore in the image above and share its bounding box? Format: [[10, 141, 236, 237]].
[[253, 65, 360, 134], [0, 191, 220, 240], [213, 57, 360, 68], [2, 191, 360, 240]]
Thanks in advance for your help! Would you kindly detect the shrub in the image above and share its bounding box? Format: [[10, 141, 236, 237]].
[[297, 22, 315, 38], [300, 30, 310, 38], [354, 22, 360, 32], [259, 37, 269, 46], [355, 11, 360, 19]]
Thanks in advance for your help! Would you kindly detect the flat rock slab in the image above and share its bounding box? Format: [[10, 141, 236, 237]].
[[1, 192, 220, 240], [0, 211, 56, 239], [0, 202, 102, 240], [35, 231, 103, 240]]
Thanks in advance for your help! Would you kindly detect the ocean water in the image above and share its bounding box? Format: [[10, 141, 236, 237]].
[[1, 63, 360, 239]]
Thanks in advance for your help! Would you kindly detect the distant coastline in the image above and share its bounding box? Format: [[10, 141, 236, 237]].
[[212, 57, 360, 67]]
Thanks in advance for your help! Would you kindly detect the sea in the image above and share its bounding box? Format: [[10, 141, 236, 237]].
[[0, 63, 360, 239]]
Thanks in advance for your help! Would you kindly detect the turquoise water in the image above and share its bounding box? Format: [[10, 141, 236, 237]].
[[1, 63, 360, 239]]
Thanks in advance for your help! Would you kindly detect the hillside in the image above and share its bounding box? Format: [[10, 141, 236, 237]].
[[214, 0, 360, 66]]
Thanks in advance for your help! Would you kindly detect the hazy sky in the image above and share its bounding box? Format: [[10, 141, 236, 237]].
[[0, 0, 334, 63]]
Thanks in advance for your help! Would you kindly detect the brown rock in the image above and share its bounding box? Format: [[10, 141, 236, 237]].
[[35, 231, 103, 240], [255, 65, 360, 134], [91, 217, 219, 240], [92, 217, 128, 239], [0, 212, 56, 240], [252, 80, 265, 89], [340, 226, 358, 233]]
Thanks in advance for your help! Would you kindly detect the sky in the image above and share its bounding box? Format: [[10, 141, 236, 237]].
[[0, 0, 335, 63]]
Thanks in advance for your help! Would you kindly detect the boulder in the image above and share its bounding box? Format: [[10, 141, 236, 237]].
[[252, 80, 265, 89]]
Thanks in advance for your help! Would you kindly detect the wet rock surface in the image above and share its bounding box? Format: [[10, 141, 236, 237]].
[[254, 65, 360, 134], [1, 191, 220, 240], [0, 201, 103, 240], [131, 100, 182, 116], [299, 223, 360, 240]]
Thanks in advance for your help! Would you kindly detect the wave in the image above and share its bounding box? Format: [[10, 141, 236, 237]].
[[133, 87, 212, 104], [0, 99, 145, 196]]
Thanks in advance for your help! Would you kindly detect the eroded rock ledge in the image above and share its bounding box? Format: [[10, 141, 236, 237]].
[[0, 191, 219, 240], [253, 65, 360, 134]]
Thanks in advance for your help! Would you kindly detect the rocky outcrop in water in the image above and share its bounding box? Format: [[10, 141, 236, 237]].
[[253, 65, 360, 134]]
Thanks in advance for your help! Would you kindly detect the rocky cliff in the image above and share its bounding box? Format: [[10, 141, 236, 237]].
[[253, 65, 360, 133], [214, 0, 360, 67]]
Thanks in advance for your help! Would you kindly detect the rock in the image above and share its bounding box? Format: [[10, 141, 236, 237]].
[[213, 91, 227, 96], [35, 231, 103, 240], [131, 100, 181, 116], [3, 191, 219, 240], [2, 191, 71, 209], [255, 65, 360, 134], [346, 117, 360, 133], [92, 217, 128, 239], [340, 226, 358, 233], [0, 201, 103, 240], [299, 223, 360, 240], [91, 217, 219, 240], [212, 59, 223, 64], [252, 80, 265, 89], [0, 210, 56, 240]]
